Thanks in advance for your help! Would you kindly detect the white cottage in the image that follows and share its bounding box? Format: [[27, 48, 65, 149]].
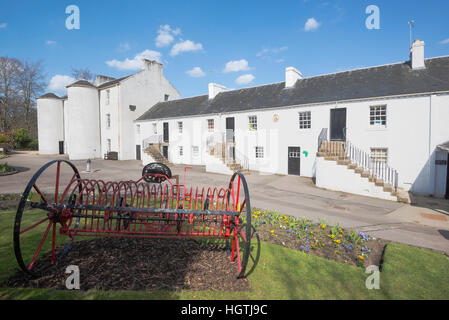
[[135, 40, 449, 200], [37, 59, 180, 160]]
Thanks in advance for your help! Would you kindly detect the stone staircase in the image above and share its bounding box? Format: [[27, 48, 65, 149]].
[[209, 145, 249, 174], [143, 144, 172, 166], [317, 141, 410, 203]]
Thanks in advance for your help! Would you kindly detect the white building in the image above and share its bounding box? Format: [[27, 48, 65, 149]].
[[37, 59, 180, 160], [135, 40, 449, 200]]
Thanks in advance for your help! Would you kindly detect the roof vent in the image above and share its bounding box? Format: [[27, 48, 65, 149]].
[[285, 67, 303, 88], [208, 83, 227, 99]]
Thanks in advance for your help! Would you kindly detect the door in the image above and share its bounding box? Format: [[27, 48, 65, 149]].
[[163, 122, 169, 143], [226, 117, 235, 143], [330, 108, 347, 141], [136, 145, 141, 161], [288, 147, 301, 176], [446, 154, 449, 199], [59, 141, 64, 155], [162, 146, 168, 159]]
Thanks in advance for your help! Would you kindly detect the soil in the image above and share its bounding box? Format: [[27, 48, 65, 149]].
[[5, 237, 250, 292]]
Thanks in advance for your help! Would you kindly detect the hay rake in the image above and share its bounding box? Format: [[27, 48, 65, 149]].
[[14, 160, 260, 279]]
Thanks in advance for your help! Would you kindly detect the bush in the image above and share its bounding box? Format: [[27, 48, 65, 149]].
[[0, 163, 14, 173], [12, 128, 31, 149], [0, 133, 11, 144], [27, 138, 38, 150]]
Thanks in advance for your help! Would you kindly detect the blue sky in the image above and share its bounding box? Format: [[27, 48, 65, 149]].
[[1, 0, 449, 98]]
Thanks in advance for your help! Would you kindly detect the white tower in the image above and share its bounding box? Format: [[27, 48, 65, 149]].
[[36, 93, 64, 154]]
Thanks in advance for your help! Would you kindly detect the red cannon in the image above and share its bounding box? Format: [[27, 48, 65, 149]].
[[13, 161, 260, 279]]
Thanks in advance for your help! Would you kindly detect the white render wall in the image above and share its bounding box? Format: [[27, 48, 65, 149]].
[[65, 86, 101, 160], [37, 97, 64, 154], [136, 92, 449, 197]]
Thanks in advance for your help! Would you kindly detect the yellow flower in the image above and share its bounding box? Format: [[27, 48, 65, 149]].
[[358, 256, 364, 260], [328, 234, 335, 239], [345, 260, 348, 264], [334, 239, 341, 244], [270, 230, 275, 235], [321, 224, 326, 229], [321, 243, 325, 247]]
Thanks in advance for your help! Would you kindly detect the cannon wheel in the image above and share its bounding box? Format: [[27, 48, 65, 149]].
[[13, 160, 81, 277], [142, 162, 172, 183], [228, 172, 260, 278]]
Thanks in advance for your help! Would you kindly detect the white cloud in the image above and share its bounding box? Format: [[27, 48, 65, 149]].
[[47, 75, 75, 92], [0, 23, 6, 29], [106, 49, 162, 70], [440, 38, 449, 45], [305, 17, 321, 31], [119, 42, 130, 51], [186, 67, 206, 78], [235, 74, 255, 85], [170, 40, 203, 56], [256, 46, 288, 57], [223, 59, 250, 73], [155, 24, 181, 47], [45, 40, 56, 46]]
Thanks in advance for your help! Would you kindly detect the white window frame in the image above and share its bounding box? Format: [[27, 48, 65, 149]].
[[192, 146, 199, 157], [370, 105, 387, 127], [107, 139, 111, 152], [178, 121, 183, 134], [136, 124, 140, 134], [298, 111, 311, 129], [370, 148, 388, 163], [179, 146, 184, 156], [106, 114, 111, 129], [207, 119, 214, 132], [106, 89, 110, 105], [255, 146, 264, 158], [249, 116, 257, 131]]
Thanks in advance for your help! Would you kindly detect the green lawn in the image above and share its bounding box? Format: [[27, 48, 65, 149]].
[[1, 209, 448, 300]]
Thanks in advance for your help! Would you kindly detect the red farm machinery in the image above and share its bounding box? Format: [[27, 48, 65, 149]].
[[13, 161, 260, 279]]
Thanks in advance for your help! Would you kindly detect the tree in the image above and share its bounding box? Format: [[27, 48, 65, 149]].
[[0, 57, 21, 132], [71, 67, 94, 81], [18, 60, 45, 131]]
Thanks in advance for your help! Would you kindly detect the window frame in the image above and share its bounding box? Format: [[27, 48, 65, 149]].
[[255, 146, 264, 158], [370, 105, 387, 127], [298, 111, 311, 129], [207, 119, 215, 132], [370, 148, 388, 163], [106, 113, 111, 129], [178, 121, 183, 134], [152, 123, 157, 135], [106, 89, 110, 105], [248, 115, 257, 131], [179, 146, 184, 156]]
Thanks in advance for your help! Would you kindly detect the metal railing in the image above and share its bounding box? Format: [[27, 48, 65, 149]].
[[344, 141, 398, 192], [142, 135, 162, 149], [318, 128, 328, 152]]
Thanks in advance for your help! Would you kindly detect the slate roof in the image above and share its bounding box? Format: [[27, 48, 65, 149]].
[[66, 80, 96, 88], [438, 141, 449, 152], [97, 75, 133, 89], [37, 93, 61, 99], [137, 56, 449, 121]]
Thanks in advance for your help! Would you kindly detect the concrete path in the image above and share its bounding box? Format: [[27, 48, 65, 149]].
[[1, 151, 448, 254]]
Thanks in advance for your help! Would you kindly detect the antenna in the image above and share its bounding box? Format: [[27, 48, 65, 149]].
[[408, 20, 415, 47]]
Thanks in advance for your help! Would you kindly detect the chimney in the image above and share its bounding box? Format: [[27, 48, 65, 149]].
[[141, 59, 163, 75], [410, 39, 425, 70], [208, 83, 227, 99], [285, 66, 303, 88], [94, 75, 115, 86]]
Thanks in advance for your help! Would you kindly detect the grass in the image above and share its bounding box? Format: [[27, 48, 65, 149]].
[[0, 162, 14, 173], [0, 208, 448, 300]]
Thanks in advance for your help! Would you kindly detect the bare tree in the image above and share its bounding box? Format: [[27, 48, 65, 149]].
[[18, 60, 45, 131], [71, 67, 94, 81], [0, 57, 21, 132]]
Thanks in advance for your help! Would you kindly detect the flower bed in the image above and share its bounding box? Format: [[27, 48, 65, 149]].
[[242, 209, 387, 267], [0, 163, 18, 176]]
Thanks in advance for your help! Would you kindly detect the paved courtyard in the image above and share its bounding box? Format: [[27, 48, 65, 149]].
[[1, 151, 448, 254]]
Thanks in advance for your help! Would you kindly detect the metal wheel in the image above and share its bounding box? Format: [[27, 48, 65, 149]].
[[142, 162, 172, 183], [236, 223, 261, 278], [228, 172, 258, 278], [13, 160, 82, 277]]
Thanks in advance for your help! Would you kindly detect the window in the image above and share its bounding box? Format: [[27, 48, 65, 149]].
[[255, 146, 264, 158], [152, 123, 157, 134], [178, 121, 183, 134], [106, 89, 110, 105], [192, 146, 199, 157], [129, 105, 136, 111], [249, 116, 257, 130], [106, 114, 111, 128], [370, 105, 387, 126], [179, 146, 183, 156], [136, 124, 140, 134], [208, 119, 214, 132], [164, 94, 169, 101], [370, 148, 388, 163], [107, 139, 111, 152], [298, 111, 311, 129]]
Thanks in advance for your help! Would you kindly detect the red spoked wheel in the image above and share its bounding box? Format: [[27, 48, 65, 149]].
[[13, 160, 82, 277], [228, 172, 261, 278]]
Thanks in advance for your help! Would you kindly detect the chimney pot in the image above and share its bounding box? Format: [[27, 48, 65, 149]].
[[208, 83, 227, 99]]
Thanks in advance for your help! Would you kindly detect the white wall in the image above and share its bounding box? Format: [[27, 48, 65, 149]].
[[99, 86, 120, 157], [37, 97, 64, 154]]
